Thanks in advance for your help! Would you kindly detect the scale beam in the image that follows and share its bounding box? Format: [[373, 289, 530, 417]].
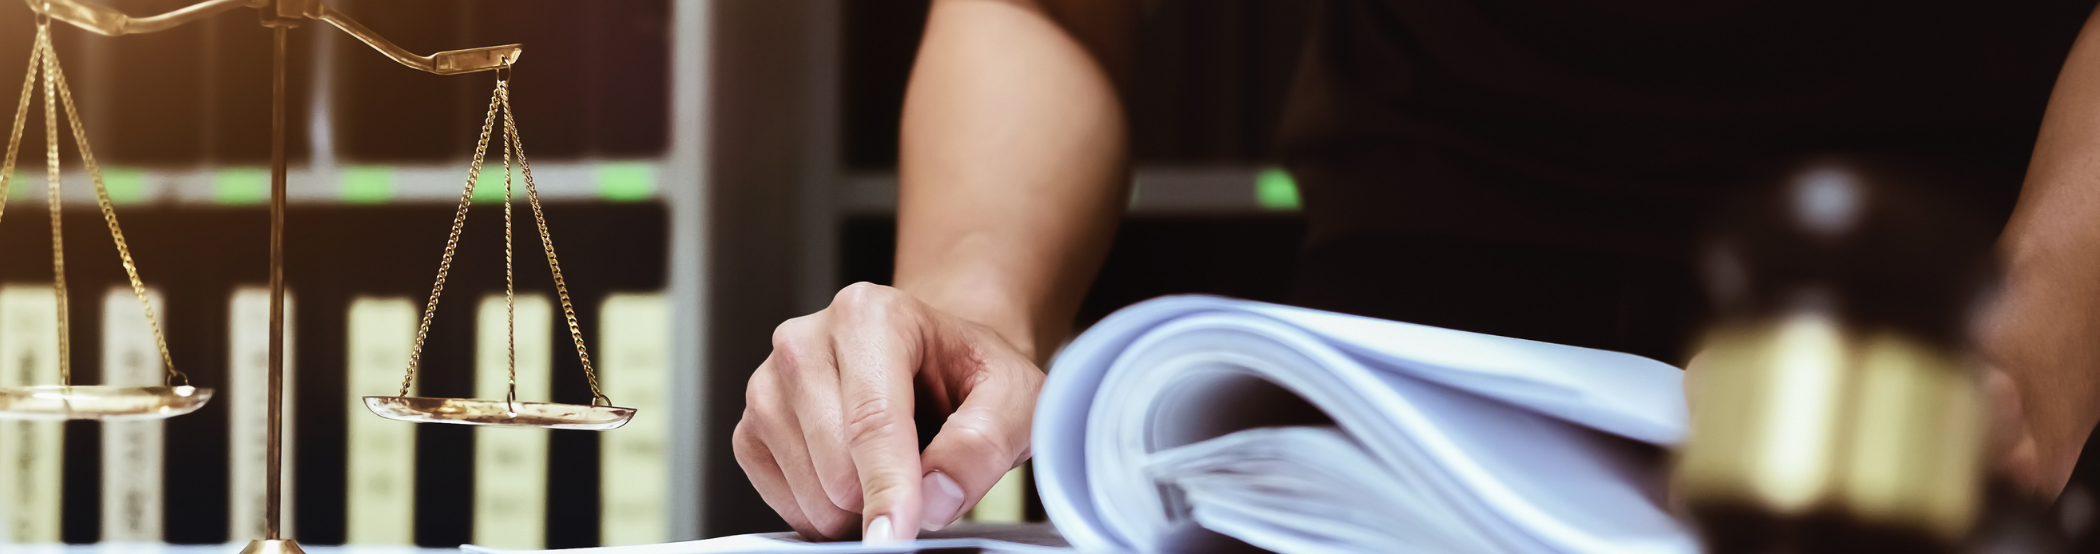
[[312, 2, 518, 75], [29, 0, 251, 36], [28, 0, 521, 74]]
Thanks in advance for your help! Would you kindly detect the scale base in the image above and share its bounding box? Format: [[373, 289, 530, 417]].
[[239, 539, 306, 554]]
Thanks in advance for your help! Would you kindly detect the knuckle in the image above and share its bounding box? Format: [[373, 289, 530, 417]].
[[823, 474, 866, 512], [731, 425, 753, 458], [743, 371, 775, 413], [732, 416, 756, 445], [941, 408, 1015, 460], [737, 404, 767, 434], [771, 316, 812, 350], [834, 281, 887, 303], [832, 282, 903, 319], [731, 419, 768, 468], [842, 395, 905, 449]]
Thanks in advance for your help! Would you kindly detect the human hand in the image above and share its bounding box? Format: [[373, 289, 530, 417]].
[[1974, 261, 2100, 501], [1983, 366, 2048, 496], [733, 282, 1047, 542]]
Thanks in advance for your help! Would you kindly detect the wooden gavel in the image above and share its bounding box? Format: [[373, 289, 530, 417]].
[[1674, 155, 2020, 553]]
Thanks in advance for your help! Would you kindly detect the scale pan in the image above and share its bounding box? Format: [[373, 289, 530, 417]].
[[0, 385, 213, 420], [363, 396, 634, 430]]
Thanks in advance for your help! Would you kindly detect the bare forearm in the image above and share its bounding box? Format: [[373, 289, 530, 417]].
[[1984, 4, 2100, 497], [894, 0, 1135, 362]]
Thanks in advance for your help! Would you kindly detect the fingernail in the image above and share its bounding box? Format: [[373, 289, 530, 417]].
[[864, 515, 895, 544], [920, 471, 965, 531]]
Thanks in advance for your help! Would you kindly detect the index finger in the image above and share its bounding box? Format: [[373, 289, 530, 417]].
[[831, 285, 927, 542]]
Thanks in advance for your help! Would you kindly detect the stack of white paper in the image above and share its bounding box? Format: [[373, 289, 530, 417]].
[[1033, 296, 1699, 554]]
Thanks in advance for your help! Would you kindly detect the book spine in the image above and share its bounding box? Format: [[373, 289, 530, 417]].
[[472, 294, 552, 549], [100, 287, 164, 542], [967, 466, 1028, 523], [0, 286, 62, 544], [228, 287, 294, 540], [345, 297, 418, 545], [597, 293, 671, 545]]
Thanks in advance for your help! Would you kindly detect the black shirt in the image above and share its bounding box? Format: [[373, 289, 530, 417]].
[[1276, 0, 2097, 362]]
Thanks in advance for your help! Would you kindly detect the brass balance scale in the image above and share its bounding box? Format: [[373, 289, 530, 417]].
[[0, 0, 636, 552]]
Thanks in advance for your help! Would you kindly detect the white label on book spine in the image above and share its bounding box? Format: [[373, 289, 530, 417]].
[[0, 285, 62, 544], [598, 293, 670, 546], [473, 293, 551, 549], [228, 287, 294, 540], [101, 287, 165, 542], [346, 297, 417, 545]]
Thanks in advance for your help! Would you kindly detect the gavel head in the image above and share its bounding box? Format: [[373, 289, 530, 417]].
[[1675, 155, 2002, 554], [1698, 155, 1998, 347]]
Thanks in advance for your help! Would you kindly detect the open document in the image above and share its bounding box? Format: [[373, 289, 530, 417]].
[[1033, 296, 1699, 554], [461, 523, 1070, 553], [466, 296, 1696, 553]]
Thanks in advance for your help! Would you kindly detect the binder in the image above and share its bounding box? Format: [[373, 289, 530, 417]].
[[472, 294, 552, 549], [598, 293, 671, 545], [101, 287, 166, 542], [0, 285, 62, 544], [345, 297, 418, 545], [228, 287, 295, 540]]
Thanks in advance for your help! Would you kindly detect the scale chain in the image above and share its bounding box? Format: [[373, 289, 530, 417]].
[[0, 29, 38, 259], [49, 33, 185, 386], [498, 84, 608, 407], [3, 16, 188, 388], [399, 84, 504, 397], [397, 71, 611, 408], [503, 110, 516, 415], [3, 23, 186, 387], [43, 24, 69, 387]]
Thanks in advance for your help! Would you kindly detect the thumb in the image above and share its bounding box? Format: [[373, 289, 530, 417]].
[[1985, 366, 2026, 458], [1985, 366, 2047, 495], [917, 365, 1040, 531]]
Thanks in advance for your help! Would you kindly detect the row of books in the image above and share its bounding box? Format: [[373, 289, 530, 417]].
[[0, 286, 672, 549]]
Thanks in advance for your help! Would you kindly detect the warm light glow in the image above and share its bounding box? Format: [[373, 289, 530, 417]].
[[1754, 312, 1847, 511]]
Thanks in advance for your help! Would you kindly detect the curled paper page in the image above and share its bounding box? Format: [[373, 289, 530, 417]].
[[1034, 296, 1698, 554]]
